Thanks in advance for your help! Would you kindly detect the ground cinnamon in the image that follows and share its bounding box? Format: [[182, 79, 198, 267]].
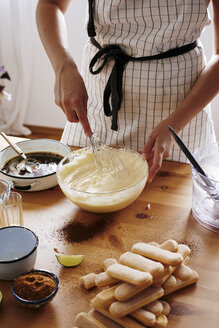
[[13, 273, 56, 301]]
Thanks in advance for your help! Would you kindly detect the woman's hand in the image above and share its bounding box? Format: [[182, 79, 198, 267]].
[[143, 121, 174, 183], [54, 58, 92, 137]]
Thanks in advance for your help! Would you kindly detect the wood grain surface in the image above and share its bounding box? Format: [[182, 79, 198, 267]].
[[0, 137, 219, 328]]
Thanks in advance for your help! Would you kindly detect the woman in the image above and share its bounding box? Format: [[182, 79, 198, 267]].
[[36, 0, 219, 183]]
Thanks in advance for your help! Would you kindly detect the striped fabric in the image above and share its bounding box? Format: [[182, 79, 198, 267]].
[[61, 0, 216, 162]]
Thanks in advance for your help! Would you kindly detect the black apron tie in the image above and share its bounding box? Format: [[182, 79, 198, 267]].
[[87, 0, 96, 37], [87, 1, 198, 131], [89, 45, 130, 131]]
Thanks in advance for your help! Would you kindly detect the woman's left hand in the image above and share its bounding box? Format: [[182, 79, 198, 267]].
[[143, 121, 174, 183]]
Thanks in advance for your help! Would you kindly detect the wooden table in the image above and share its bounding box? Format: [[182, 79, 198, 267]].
[[0, 137, 219, 328]]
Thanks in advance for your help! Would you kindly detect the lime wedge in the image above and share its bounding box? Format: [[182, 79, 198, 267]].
[[0, 290, 2, 304], [55, 254, 84, 267]]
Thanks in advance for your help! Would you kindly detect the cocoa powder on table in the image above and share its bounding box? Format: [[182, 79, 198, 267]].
[[57, 216, 113, 243]]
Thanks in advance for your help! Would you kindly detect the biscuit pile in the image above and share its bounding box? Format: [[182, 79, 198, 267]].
[[73, 240, 199, 328]]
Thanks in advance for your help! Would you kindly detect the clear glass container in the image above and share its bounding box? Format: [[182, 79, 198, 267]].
[[191, 142, 219, 232]]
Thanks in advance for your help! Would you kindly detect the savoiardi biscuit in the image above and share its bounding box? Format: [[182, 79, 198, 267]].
[[173, 263, 194, 281], [159, 240, 178, 252], [80, 273, 97, 290], [162, 274, 177, 289], [95, 271, 120, 287], [131, 243, 183, 266], [106, 263, 153, 286], [88, 309, 123, 328], [91, 297, 147, 328], [95, 285, 118, 306], [163, 269, 199, 295], [103, 258, 118, 271], [130, 308, 156, 327], [114, 279, 153, 301], [154, 314, 168, 328], [144, 300, 164, 316], [160, 301, 170, 316], [74, 312, 108, 328], [109, 286, 164, 317], [119, 251, 164, 277]]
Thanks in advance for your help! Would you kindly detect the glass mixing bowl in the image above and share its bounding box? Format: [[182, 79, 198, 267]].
[[56, 147, 149, 213]]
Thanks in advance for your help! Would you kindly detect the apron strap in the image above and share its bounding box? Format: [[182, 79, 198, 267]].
[[87, 0, 96, 37]]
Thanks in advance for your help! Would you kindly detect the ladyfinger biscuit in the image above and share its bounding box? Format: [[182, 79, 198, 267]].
[[88, 309, 123, 328], [103, 258, 118, 271], [162, 274, 177, 289], [160, 301, 170, 316], [74, 312, 108, 328], [153, 245, 191, 286], [160, 240, 178, 252], [177, 244, 191, 258], [114, 279, 152, 301], [148, 241, 160, 247], [80, 273, 97, 289], [173, 263, 193, 281], [144, 300, 163, 316], [95, 272, 119, 287], [154, 314, 168, 328], [109, 286, 164, 317], [163, 269, 199, 295], [119, 251, 164, 277], [130, 308, 156, 327], [152, 265, 173, 286], [131, 243, 183, 266], [91, 297, 147, 328], [106, 263, 153, 286], [95, 285, 118, 306]]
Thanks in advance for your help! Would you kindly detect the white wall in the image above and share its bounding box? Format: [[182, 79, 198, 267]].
[[25, 2, 219, 140]]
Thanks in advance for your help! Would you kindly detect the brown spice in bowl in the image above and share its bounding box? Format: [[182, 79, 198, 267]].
[[14, 273, 57, 301]]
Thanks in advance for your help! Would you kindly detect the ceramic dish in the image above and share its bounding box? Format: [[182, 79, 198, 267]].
[[0, 226, 39, 280], [11, 269, 59, 308], [0, 139, 71, 191]]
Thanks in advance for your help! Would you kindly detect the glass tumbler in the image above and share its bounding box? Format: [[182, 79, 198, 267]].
[[191, 142, 219, 232], [0, 192, 23, 228], [0, 179, 11, 206]]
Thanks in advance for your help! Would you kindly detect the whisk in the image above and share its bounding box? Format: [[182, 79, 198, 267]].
[[89, 134, 125, 178]]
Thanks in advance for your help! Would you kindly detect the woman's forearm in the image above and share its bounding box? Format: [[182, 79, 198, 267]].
[[36, 0, 76, 73]]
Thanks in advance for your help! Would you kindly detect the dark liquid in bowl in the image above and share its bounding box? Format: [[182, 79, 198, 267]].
[[1, 152, 63, 177]]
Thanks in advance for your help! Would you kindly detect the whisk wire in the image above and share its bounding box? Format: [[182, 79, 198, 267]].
[[89, 134, 125, 178]]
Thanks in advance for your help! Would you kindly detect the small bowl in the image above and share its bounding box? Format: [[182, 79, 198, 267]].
[[57, 147, 149, 213], [0, 226, 39, 280], [0, 139, 71, 191], [11, 269, 59, 308]]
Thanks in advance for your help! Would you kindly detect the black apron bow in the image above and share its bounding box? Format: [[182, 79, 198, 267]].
[[89, 45, 130, 131]]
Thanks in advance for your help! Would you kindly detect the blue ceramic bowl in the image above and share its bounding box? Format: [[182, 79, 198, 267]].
[[0, 226, 39, 280], [11, 269, 59, 308]]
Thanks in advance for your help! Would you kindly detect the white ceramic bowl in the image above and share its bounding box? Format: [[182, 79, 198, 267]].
[[0, 139, 71, 191], [57, 147, 149, 213], [0, 226, 39, 280]]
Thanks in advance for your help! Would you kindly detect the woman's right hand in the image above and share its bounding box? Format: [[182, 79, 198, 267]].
[[54, 58, 92, 137]]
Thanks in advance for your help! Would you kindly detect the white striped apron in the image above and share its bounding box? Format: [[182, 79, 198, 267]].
[[61, 0, 216, 162]]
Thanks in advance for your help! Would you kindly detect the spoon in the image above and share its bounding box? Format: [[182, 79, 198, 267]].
[[0, 132, 27, 160], [0, 132, 36, 173], [168, 126, 219, 201]]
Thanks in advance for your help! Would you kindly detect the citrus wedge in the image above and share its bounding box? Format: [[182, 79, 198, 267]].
[[0, 290, 2, 304], [55, 254, 84, 267]]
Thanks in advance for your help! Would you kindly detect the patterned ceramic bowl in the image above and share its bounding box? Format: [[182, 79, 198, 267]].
[[11, 269, 59, 308]]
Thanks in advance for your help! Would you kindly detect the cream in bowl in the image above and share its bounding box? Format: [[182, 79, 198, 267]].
[[57, 147, 149, 213]]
